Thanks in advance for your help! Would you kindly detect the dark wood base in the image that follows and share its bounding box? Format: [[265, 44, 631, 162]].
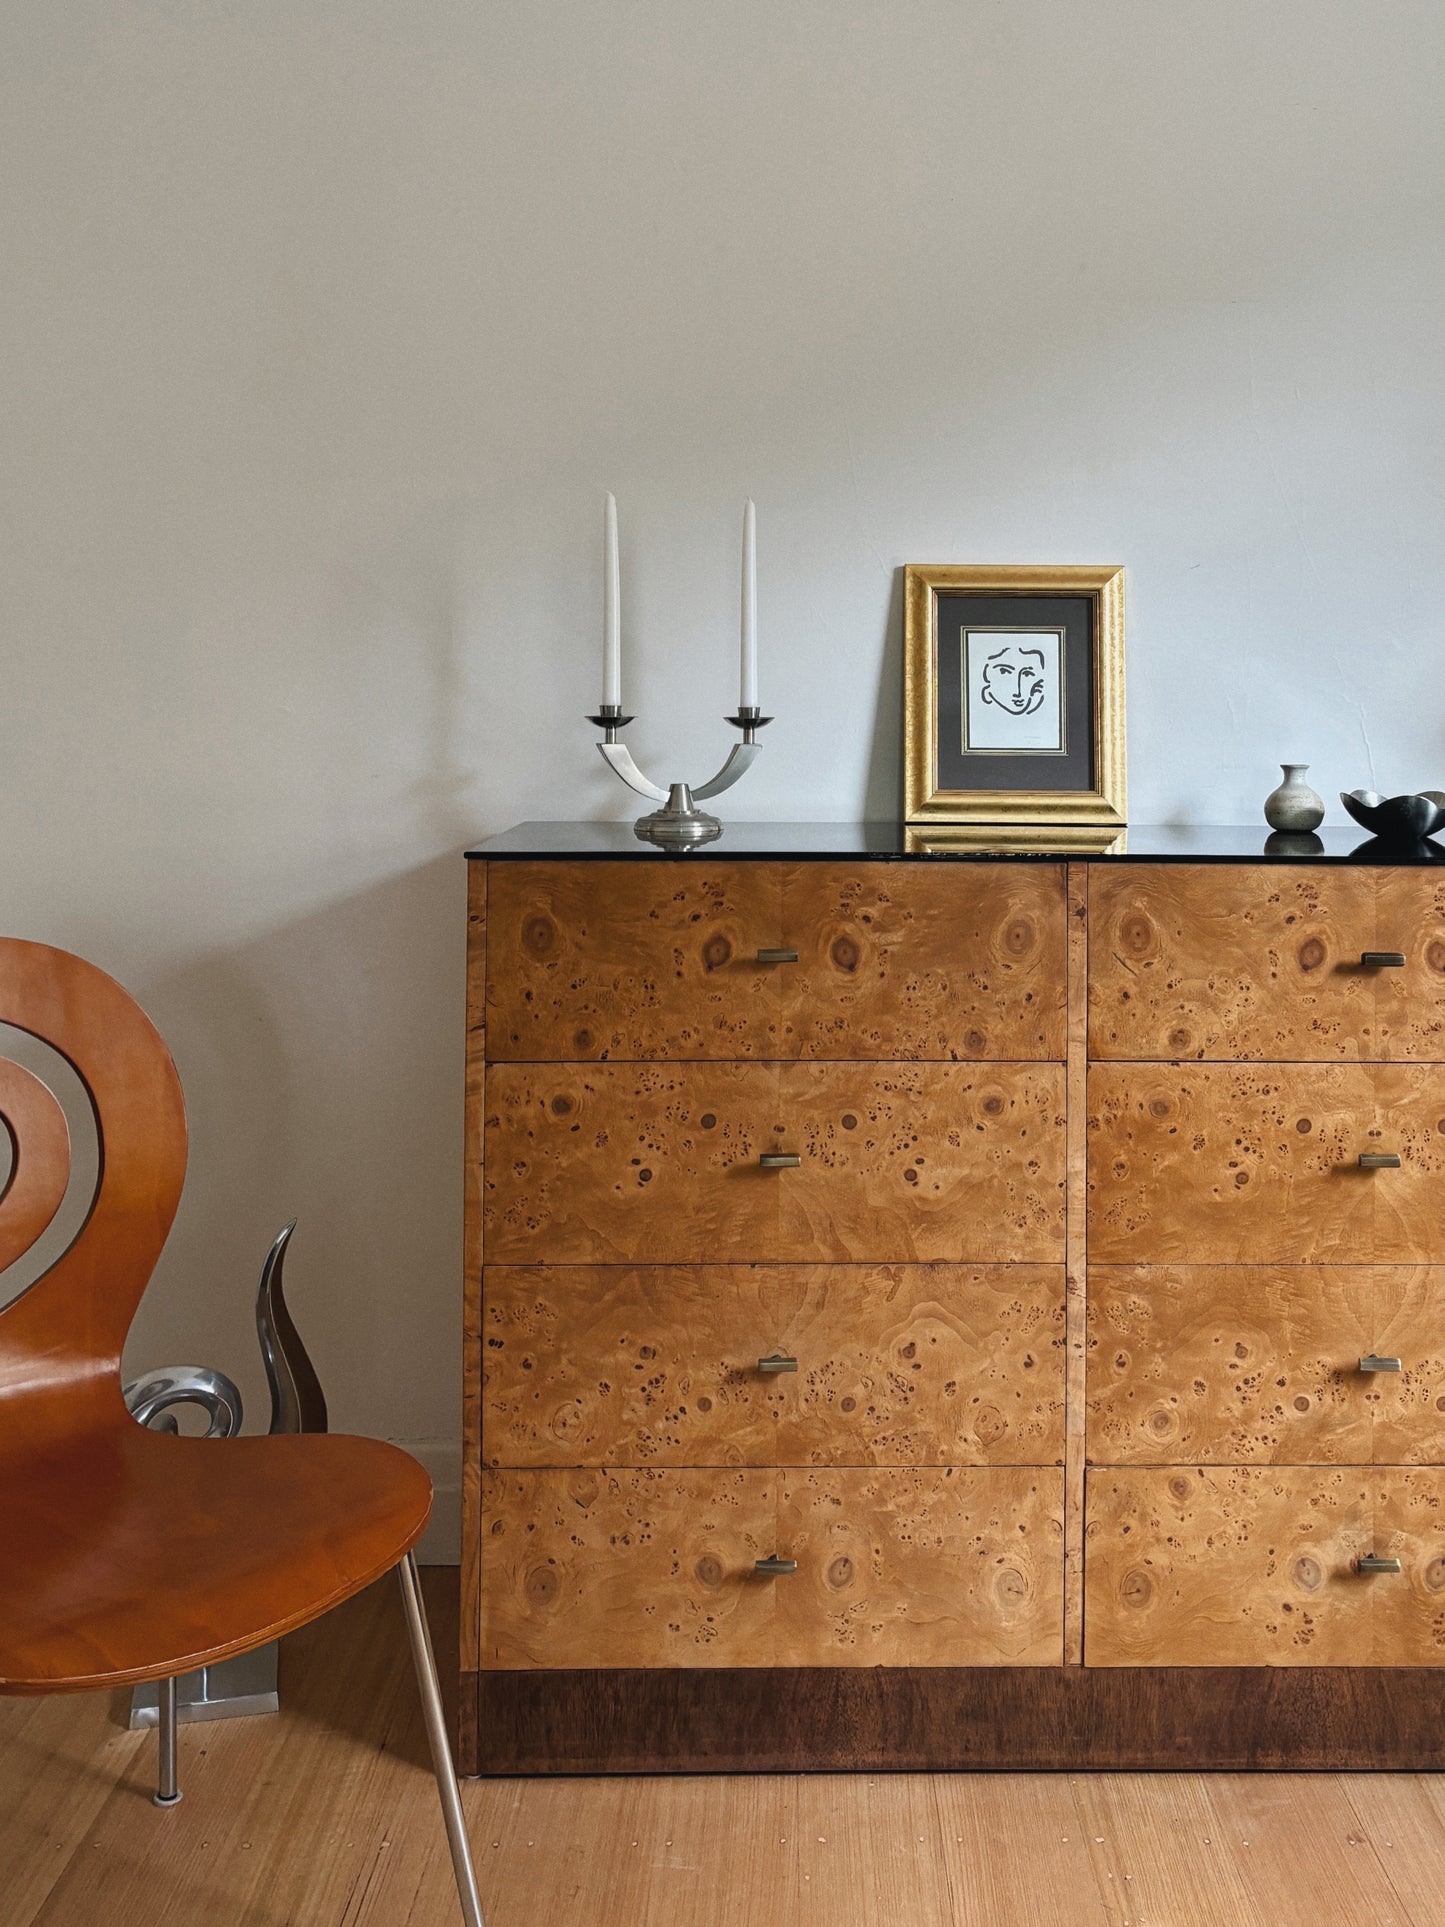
[[461, 1666, 1445, 1776]]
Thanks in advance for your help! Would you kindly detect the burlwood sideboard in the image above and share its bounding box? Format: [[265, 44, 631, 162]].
[[461, 822, 1445, 1774]]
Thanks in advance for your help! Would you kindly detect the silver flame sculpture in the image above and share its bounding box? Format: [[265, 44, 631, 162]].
[[122, 1221, 326, 1731]]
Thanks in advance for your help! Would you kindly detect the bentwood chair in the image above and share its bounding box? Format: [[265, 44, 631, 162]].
[[0, 939, 484, 1926]]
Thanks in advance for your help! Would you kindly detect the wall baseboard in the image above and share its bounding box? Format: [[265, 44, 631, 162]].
[[393, 1437, 460, 1564]]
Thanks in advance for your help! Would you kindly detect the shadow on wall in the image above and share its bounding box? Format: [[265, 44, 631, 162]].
[[863, 568, 907, 821], [124, 854, 466, 1531]]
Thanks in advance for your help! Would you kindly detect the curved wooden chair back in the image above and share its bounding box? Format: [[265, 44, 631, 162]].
[[0, 939, 187, 1442]]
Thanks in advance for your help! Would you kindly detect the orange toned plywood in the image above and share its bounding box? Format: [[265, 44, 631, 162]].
[[1085, 1467, 1372, 1666], [0, 1058, 69, 1271], [772, 1468, 1064, 1667], [483, 1061, 1066, 1265], [1088, 865, 1381, 1061], [1088, 1266, 1445, 1466], [1087, 1062, 1445, 1266], [481, 1263, 1065, 1469], [780, 862, 1066, 1061], [1085, 1466, 1445, 1666], [479, 1467, 1063, 1669], [0, 942, 432, 1699]]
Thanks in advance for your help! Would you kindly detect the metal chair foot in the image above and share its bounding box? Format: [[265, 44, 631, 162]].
[[153, 1675, 182, 1807], [397, 1554, 484, 1927]]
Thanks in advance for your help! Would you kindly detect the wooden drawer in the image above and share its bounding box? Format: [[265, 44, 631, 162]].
[[485, 861, 1066, 1062], [1089, 865, 1445, 1061], [1088, 1266, 1445, 1465], [1088, 1063, 1445, 1265], [480, 1467, 1063, 1668], [783, 865, 1065, 1060], [482, 1263, 1065, 1468], [1085, 1467, 1445, 1666], [484, 1061, 1066, 1264]]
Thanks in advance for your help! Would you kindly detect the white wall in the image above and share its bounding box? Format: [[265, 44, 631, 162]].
[[3, 2, 1443, 1552]]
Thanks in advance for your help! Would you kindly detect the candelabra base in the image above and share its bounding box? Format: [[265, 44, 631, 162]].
[[634, 782, 723, 850]]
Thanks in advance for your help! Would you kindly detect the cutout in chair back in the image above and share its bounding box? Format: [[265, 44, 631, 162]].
[[0, 1028, 99, 1309], [0, 1058, 70, 1276]]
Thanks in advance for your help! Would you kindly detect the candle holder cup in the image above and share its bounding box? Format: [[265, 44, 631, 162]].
[[589, 705, 771, 850]]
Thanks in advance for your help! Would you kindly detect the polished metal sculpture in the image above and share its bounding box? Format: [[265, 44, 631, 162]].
[[587, 703, 771, 848], [257, 1219, 328, 1435], [123, 1363, 244, 1439], [124, 1220, 328, 1743]]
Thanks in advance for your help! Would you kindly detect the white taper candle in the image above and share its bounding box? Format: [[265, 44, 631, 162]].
[[740, 497, 757, 708], [603, 492, 621, 706]]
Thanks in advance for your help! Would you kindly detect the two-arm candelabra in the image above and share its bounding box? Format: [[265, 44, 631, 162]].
[[585, 703, 771, 848]]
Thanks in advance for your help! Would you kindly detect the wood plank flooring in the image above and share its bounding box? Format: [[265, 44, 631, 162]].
[[4, 1569, 1445, 1926]]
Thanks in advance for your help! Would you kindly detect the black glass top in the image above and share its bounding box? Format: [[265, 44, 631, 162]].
[[466, 822, 1445, 864]]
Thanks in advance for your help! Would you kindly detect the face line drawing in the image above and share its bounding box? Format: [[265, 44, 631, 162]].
[[979, 642, 1048, 718]]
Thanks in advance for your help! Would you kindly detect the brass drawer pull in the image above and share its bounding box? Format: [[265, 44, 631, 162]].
[[757, 1353, 798, 1374], [1359, 1354, 1402, 1373], [1358, 1553, 1403, 1575], [1360, 951, 1407, 968], [1358, 1152, 1402, 1169], [758, 1152, 801, 1169], [755, 1555, 798, 1577], [756, 947, 799, 964]]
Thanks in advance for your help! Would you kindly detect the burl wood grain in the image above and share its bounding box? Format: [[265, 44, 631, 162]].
[[480, 1469, 776, 1668], [484, 1061, 1067, 1265], [1063, 863, 1088, 1663], [461, 860, 486, 1710], [1374, 1472, 1445, 1663], [1089, 865, 1379, 1060], [481, 1263, 1065, 1468], [479, 1467, 1062, 1668], [1088, 1062, 1445, 1265], [486, 863, 785, 1061], [485, 861, 1067, 1062], [771, 1468, 1063, 1667], [1090, 867, 1445, 1063], [1374, 872, 1445, 1058], [1085, 1467, 1445, 1666], [1088, 1266, 1445, 1465], [780, 863, 1066, 1060]]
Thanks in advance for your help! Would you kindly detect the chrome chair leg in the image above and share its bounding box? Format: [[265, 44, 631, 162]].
[[397, 1553, 484, 1927], [153, 1675, 182, 1807]]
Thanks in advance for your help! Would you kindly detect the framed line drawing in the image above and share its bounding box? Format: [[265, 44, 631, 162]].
[[903, 564, 1126, 826]]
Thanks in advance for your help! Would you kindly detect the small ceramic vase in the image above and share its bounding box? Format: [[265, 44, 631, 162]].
[[1264, 764, 1325, 833]]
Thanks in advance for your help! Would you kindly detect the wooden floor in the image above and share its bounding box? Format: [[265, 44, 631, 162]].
[[5, 1573, 1445, 1926]]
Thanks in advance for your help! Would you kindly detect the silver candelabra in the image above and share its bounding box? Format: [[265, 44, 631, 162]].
[[586, 704, 772, 849]]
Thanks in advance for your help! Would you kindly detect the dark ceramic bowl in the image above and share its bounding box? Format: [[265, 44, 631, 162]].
[[1340, 789, 1445, 839]]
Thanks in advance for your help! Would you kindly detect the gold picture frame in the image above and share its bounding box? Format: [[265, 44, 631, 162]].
[[903, 563, 1126, 826]]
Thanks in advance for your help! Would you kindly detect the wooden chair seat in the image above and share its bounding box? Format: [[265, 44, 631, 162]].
[[0, 1421, 431, 1693]]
